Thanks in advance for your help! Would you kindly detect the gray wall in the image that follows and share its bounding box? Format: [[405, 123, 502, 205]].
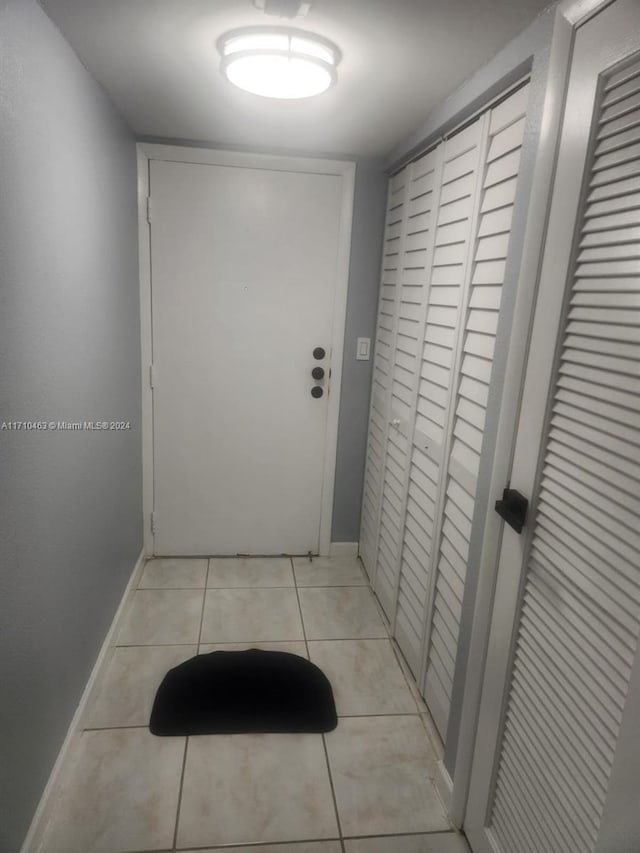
[[332, 157, 387, 542], [0, 2, 142, 850]]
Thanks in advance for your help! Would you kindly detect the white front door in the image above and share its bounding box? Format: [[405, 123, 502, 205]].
[[148, 155, 351, 556], [465, 1, 640, 851]]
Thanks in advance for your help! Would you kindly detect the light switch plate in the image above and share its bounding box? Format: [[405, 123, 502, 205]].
[[356, 337, 371, 360]]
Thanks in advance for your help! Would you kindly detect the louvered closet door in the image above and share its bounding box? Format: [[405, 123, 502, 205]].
[[394, 118, 486, 670], [466, 3, 640, 851], [371, 148, 443, 618], [359, 168, 408, 578], [421, 84, 530, 736], [393, 84, 531, 718]]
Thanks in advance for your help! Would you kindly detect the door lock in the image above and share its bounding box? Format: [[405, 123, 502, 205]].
[[311, 366, 325, 380]]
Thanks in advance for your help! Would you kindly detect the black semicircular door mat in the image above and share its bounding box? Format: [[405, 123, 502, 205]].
[[149, 649, 338, 735]]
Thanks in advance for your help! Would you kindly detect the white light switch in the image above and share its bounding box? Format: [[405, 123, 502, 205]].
[[356, 337, 371, 360]]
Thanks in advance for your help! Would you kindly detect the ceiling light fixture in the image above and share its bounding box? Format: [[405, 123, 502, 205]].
[[218, 27, 340, 100]]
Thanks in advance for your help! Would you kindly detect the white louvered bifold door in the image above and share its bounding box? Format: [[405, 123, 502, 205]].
[[359, 169, 408, 579], [421, 84, 531, 736], [394, 118, 486, 670], [389, 84, 531, 731], [372, 148, 443, 617], [360, 82, 532, 733], [466, 3, 640, 850]]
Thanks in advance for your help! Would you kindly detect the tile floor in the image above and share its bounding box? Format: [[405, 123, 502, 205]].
[[40, 556, 471, 853]]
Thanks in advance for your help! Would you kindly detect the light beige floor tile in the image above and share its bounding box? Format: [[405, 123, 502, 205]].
[[208, 556, 294, 587], [325, 715, 450, 837], [293, 556, 366, 586], [41, 729, 184, 853], [345, 833, 470, 853], [116, 589, 204, 645], [138, 557, 207, 588], [176, 733, 338, 848], [200, 641, 308, 658], [182, 842, 342, 853], [298, 587, 387, 640], [307, 639, 417, 715], [84, 644, 197, 728], [200, 588, 303, 642]]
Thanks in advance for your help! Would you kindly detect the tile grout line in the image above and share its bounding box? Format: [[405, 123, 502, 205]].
[[321, 734, 346, 853], [114, 641, 203, 648], [172, 558, 211, 852], [291, 557, 346, 853], [291, 555, 311, 667], [174, 838, 345, 851], [196, 558, 212, 653], [80, 710, 427, 736], [172, 737, 190, 853], [86, 828, 467, 852]]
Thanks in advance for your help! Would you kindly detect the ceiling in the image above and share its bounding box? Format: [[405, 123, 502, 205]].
[[39, 0, 552, 158]]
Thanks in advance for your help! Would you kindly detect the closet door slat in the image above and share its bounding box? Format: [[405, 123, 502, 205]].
[[423, 84, 530, 737]]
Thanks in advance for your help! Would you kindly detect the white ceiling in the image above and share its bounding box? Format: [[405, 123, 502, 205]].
[[39, 0, 552, 158]]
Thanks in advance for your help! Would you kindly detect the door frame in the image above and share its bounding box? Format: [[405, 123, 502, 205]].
[[438, 0, 618, 829], [136, 143, 355, 557], [459, 0, 626, 840]]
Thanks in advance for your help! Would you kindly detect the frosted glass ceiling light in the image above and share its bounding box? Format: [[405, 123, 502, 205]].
[[218, 27, 340, 99]]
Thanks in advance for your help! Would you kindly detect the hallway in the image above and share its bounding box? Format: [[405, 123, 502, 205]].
[[3, 1, 639, 850], [38, 556, 470, 853]]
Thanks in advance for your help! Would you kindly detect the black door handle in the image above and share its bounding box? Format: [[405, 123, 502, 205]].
[[311, 386, 323, 399], [311, 366, 325, 380], [313, 347, 326, 360], [495, 488, 528, 533]]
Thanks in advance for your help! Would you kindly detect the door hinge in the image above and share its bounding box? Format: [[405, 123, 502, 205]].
[[146, 196, 152, 223], [150, 511, 157, 534], [149, 364, 156, 389]]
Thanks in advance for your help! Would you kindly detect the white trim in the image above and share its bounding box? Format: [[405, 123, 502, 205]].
[[21, 550, 146, 853], [137, 148, 154, 557], [463, 0, 638, 846], [328, 541, 359, 557], [136, 143, 355, 558], [137, 142, 356, 178], [448, 2, 576, 829], [559, 0, 616, 25]]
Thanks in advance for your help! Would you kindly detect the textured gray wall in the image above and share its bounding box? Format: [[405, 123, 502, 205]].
[[0, 2, 142, 850], [332, 157, 387, 542]]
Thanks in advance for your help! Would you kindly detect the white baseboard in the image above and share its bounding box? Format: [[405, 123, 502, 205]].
[[21, 549, 146, 853], [329, 541, 359, 557]]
